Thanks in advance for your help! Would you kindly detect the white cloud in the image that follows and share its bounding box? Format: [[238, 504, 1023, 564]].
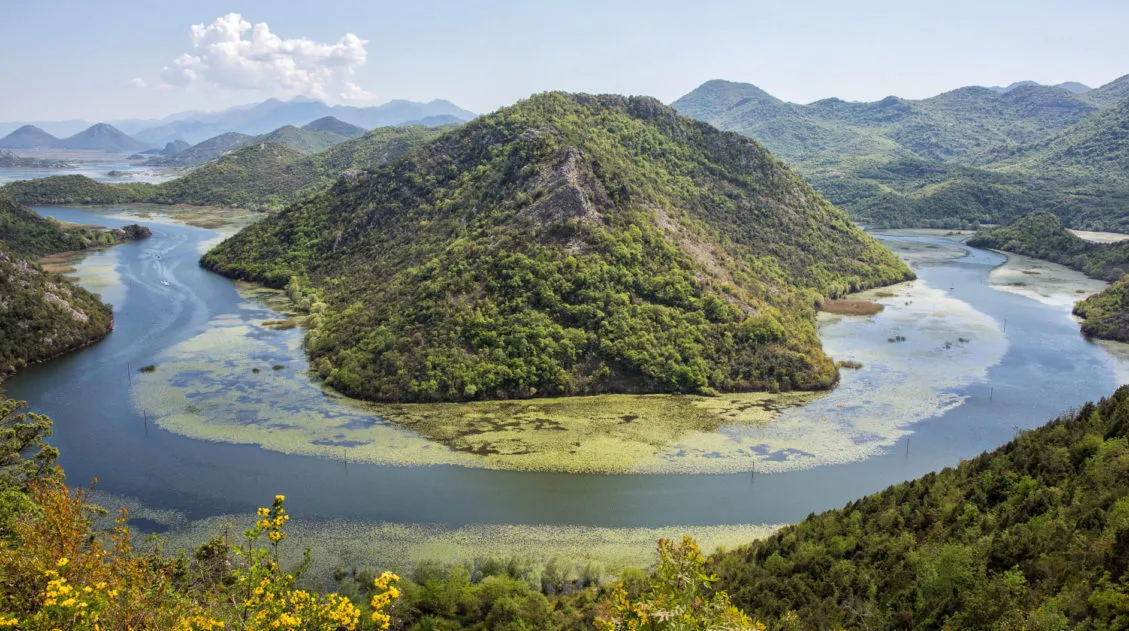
[[128, 77, 148, 88], [340, 81, 376, 101], [154, 13, 372, 101]]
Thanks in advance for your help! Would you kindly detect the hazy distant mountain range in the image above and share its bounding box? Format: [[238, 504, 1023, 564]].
[[0, 96, 476, 149]]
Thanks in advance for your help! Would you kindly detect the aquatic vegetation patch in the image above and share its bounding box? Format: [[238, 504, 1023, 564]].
[[634, 278, 1009, 474], [987, 251, 1108, 309], [820, 299, 883, 316], [149, 513, 783, 589]]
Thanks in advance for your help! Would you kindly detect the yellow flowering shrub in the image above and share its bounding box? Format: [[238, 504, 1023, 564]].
[[597, 536, 766, 631], [0, 482, 194, 630], [0, 486, 400, 631]]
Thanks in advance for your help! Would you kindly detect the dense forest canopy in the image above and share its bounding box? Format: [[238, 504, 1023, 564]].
[[709, 384, 1129, 630], [202, 91, 912, 403]]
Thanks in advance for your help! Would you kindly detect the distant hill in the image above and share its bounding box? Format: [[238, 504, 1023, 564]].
[[143, 132, 252, 167], [161, 139, 190, 156], [991, 95, 1129, 177], [1083, 74, 1129, 107], [201, 92, 912, 403], [673, 79, 1099, 163], [2, 125, 448, 211], [987, 79, 1092, 94], [302, 116, 366, 138], [133, 96, 476, 145], [143, 123, 358, 168], [0, 125, 60, 149], [710, 384, 1129, 629], [253, 125, 350, 154], [674, 76, 1129, 230], [56, 123, 149, 152]]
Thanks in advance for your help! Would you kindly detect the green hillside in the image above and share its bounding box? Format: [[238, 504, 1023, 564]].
[[144, 132, 253, 167], [674, 78, 1129, 231], [201, 92, 912, 403], [254, 125, 350, 154], [710, 385, 1129, 629], [302, 116, 367, 138], [1, 125, 447, 211], [0, 196, 148, 380], [1073, 277, 1129, 342], [151, 142, 308, 208], [967, 212, 1129, 282], [0, 194, 150, 258]]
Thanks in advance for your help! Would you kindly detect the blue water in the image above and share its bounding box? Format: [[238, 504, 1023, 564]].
[[3, 208, 1124, 528]]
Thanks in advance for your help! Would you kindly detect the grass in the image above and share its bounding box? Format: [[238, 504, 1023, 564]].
[[836, 360, 864, 369], [138, 364, 156, 373]]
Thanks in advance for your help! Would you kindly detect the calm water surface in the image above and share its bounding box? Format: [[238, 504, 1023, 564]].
[[4, 208, 1126, 529]]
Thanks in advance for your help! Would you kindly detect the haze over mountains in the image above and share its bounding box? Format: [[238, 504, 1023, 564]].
[[0, 95, 476, 150]]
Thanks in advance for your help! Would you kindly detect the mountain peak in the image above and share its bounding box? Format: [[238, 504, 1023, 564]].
[[0, 124, 61, 149]]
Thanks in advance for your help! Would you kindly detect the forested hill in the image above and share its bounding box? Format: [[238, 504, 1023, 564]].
[[710, 384, 1129, 629], [0, 194, 150, 258], [967, 212, 1129, 282], [0, 125, 448, 211], [201, 91, 912, 403], [0, 196, 148, 380], [673, 77, 1129, 231]]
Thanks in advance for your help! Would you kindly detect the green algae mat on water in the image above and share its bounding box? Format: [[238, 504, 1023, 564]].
[[130, 284, 821, 474], [127, 265, 1007, 475]]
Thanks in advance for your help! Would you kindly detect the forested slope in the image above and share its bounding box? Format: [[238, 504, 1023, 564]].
[[711, 385, 1129, 629], [202, 92, 912, 402]]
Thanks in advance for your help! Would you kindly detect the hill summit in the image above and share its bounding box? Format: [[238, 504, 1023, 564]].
[[203, 92, 912, 403], [0, 125, 60, 149]]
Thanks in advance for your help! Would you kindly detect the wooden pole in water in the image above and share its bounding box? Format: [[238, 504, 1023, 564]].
[[143, 409, 148, 436], [127, 363, 132, 386], [990, 387, 995, 402], [906, 437, 910, 457]]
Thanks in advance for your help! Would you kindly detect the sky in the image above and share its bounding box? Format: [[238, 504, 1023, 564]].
[[2, 0, 1127, 123]]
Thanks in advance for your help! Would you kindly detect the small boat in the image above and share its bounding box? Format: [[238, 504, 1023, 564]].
[[161, 280, 169, 286]]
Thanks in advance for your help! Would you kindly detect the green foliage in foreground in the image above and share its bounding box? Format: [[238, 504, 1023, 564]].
[[0, 126, 448, 211], [203, 92, 911, 402], [711, 384, 1129, 630], [0, 194, 151, 259]]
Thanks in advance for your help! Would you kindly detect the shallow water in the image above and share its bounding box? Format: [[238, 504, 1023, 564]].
[[5, 208, 1129, 542], [0, 156, 176, 185]]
